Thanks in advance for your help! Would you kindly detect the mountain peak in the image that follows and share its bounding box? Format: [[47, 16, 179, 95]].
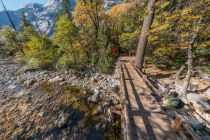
[[44, 0, 61, 7], [20, 3, 43, 10]]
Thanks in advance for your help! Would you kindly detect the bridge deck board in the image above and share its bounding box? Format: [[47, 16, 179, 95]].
[[121, 63, 178, 140]]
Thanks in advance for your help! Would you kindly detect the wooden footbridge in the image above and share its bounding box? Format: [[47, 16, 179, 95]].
[[115, 57, 202, 140]]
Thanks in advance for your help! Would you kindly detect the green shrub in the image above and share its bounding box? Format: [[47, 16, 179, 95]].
[[96, 47, 115, 73], [56, 54, 75, 69], [195, 66, 210, 73], [14, 51, 25, 64], [24, 35, 58, 69], [91, 52, 99, 65], [97, 57, 114, 73]]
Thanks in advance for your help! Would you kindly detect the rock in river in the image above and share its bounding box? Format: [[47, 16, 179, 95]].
[[55, 113, 70, 128], [48, 76, 63, 83], [88, 94, 99, 103]]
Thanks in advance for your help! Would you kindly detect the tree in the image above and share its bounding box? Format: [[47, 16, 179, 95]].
[[182, 10, 206, 94], [19, 12, 32, 31], [0, 26, 20, 51], [135, 0, 157, 70], [61, 0, 73, 20], [147, 0, 209, 70], [53, 14, 78, 65], [73, 0, 104, 51], [25, 34, 57, 68], [55, 0, 73, 23]]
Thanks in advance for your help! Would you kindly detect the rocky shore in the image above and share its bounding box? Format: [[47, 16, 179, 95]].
[[0, 59, 121, 140]]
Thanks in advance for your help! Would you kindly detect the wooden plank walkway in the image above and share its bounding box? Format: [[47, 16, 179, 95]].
[[120, 62, 178, 140]]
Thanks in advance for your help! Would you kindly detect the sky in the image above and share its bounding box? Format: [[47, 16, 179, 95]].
[[0, 0, 49, 11]]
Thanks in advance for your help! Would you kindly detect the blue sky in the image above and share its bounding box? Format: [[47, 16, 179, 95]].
[[0, 0, 49, 11]]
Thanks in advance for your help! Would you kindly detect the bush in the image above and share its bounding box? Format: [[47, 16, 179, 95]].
[[56, 54, 75, 70], [24, 35, 58, 69], [95, 47, 115, 73], [97, 56, 114, 73], [14, 51, 25, 64], [91, 52, 99, 65]]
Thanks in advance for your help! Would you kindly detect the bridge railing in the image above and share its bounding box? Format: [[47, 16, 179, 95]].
[[120, 63, 132, 140]]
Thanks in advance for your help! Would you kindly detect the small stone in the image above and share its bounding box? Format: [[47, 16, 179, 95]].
[[18, 121, 26, 127], [97, 105, 103, 113], [27, 79, 36, 86], [38, 112, 46, 117], [84, 90, 88, 95], [91, 77, 98, 82], [92, 88, 99, 95], [111, 85, 119, 93], [56, 113, 70, 128], [62, 137, 67, 140], [95, 122, 101, 130], [88, 94, 99, 103], [108, 114, 113, 123]]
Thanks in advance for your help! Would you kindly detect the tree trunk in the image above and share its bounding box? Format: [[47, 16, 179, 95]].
[[182, 13, 205, 94], [135, 0, 156, 70], [175, 61, 188, 80]]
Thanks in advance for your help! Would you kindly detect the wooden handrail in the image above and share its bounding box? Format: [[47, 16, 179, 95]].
[[120, 63, 132, 140], [130, 61, 158, 92]]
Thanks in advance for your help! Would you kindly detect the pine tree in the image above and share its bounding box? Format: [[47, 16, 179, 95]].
[[61, 0, 73, 20], [53, 14, 78, 66], [54, 0, 72, 24], [19, 12, 32, 31], [135, 0, 156, 70]]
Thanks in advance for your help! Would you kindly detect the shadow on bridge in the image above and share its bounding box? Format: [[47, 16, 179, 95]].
[[122, 63, 157, 140]]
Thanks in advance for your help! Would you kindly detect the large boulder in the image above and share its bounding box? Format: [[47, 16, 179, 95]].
[[175, 80, 184, 90], [199, 73, 210, 81], [175, 81, 198, 93], [187, 93, 210, 111], [205, 88, 210, 97], [189, 83, 198, 92]]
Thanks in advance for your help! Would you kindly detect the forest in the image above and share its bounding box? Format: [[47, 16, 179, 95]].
[[0, 0, 209, 74]]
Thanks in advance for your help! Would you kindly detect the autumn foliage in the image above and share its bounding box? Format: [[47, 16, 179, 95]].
[[0, 0, 209, 73]]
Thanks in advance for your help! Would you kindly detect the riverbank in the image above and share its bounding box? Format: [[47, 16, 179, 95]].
[[0, 59, 121, 139]]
